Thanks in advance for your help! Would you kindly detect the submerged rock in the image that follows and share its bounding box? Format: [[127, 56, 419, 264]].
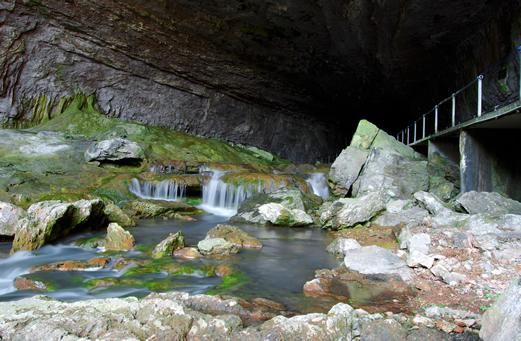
[[29, 258, 111, 273], [13, 277, 55, 292], [152, 231, 185, 258], [105, 223, 135, 251], [11, 198, 106, 253], [0, 202, 26, 236], [206, 224, 262, 248]]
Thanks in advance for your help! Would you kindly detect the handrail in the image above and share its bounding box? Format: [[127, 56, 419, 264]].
[[397, 46, 521, 145]]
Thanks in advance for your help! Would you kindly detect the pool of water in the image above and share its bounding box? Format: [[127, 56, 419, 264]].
[[0, 215, 341, 313]]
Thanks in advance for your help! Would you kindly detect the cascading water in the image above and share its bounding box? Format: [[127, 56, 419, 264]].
[[128, 178, 186, 201], [306, 173, 330, 199], [198, 168, 283, 217]]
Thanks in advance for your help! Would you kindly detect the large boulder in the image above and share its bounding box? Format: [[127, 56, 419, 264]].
[[320, 192, 385, 230], [11, 198, 106, 253], [206, 224, 262, 248], [343, 245, 414, 281], [230, 186, 318, 226], [326, 120, 423, 198], [480, 277, 521, 341], [326, 147, 369, 197], [352, 148, 430, 202], [84, 138, 145, 164], [103, 203, 134, 227], [152, 231, 185, 258], [456, 191, 521, 217], [0, 202, 26, 236]]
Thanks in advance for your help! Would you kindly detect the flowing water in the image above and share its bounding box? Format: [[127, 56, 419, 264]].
[[0, 215, 340, 313]]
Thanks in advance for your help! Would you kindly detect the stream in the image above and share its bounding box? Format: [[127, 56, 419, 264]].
[[0, 214, 342, 313]]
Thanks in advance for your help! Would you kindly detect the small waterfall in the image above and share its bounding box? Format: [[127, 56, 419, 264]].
[[199, 169, 283, 216], [128, 178, 186, 201], [307, 173, 330, 199]]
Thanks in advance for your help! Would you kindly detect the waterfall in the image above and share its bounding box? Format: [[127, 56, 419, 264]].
[[199, 169, 283, 216], [128, 178, 186, 201], [306, 173, 330, 199]]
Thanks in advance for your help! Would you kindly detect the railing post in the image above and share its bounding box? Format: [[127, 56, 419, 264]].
[[435, 105, 438, 133], [414, 121, 417, 143], [478, 75, 483, 117], [402, 130, 404, 143], [422, 115, 425, 139], [407, 126, 410, 145], [452, 94, 456, 127]]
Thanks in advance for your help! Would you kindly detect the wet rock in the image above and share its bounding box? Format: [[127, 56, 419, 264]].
[[258, 203, 313, 227], [197, 238, 239, 255], [104, 223, 135, 251], [11, 198, 106, 253], [29, 258, 111, 272], [0, 202, 26, 236], [84, 138, 145, 165], [103, 203, 134, 227], [127, 199, 202, 219], [352, 148, 429, 202], [320, 192, 385, 230], [480, 277, 521, 341], [173, 247, 203, 259], [152, 231, 185, 258], [456, 191, 521, 217], [326, 147, 369, 196], [206, 224, 262, 248], [230, 186, 317, 226], [13, 277, 55, 292], [326, 238, 362, 258], [343, 245, 414, 281]]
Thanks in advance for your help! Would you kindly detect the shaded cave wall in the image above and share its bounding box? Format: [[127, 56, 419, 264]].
[[1, 0, 520, 163]]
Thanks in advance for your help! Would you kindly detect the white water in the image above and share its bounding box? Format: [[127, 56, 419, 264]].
[[128, 178, 186, 201], [306, 173, 330, 199]]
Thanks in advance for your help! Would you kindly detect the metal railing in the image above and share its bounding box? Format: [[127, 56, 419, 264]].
[[397, 47, 521, 145]]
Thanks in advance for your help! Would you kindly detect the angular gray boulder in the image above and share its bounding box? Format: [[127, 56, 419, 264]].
[[480, 277, 521, 341], [327, 147, 369, 197], [85, 138, 145, 164], [456, 191, 521, 217], [257, 203, 313, 227], [0, 202, 26, 236], [343, 245, 414, 281], [320, 192, 385, 230], [104, 223, 135, 251], [326, 238, 361, 258], [352, 148, 430, 202]]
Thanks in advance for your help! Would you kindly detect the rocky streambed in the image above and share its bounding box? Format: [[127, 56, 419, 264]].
[[1, 114, 521, 340]]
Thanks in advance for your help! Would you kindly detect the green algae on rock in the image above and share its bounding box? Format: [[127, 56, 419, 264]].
[[206, 224, 263, 248], [104, 223, 135, 251], [151, 231, 185, 259]]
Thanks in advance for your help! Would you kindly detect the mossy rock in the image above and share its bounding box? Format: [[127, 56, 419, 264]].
[[125, 199, 204, 219]]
